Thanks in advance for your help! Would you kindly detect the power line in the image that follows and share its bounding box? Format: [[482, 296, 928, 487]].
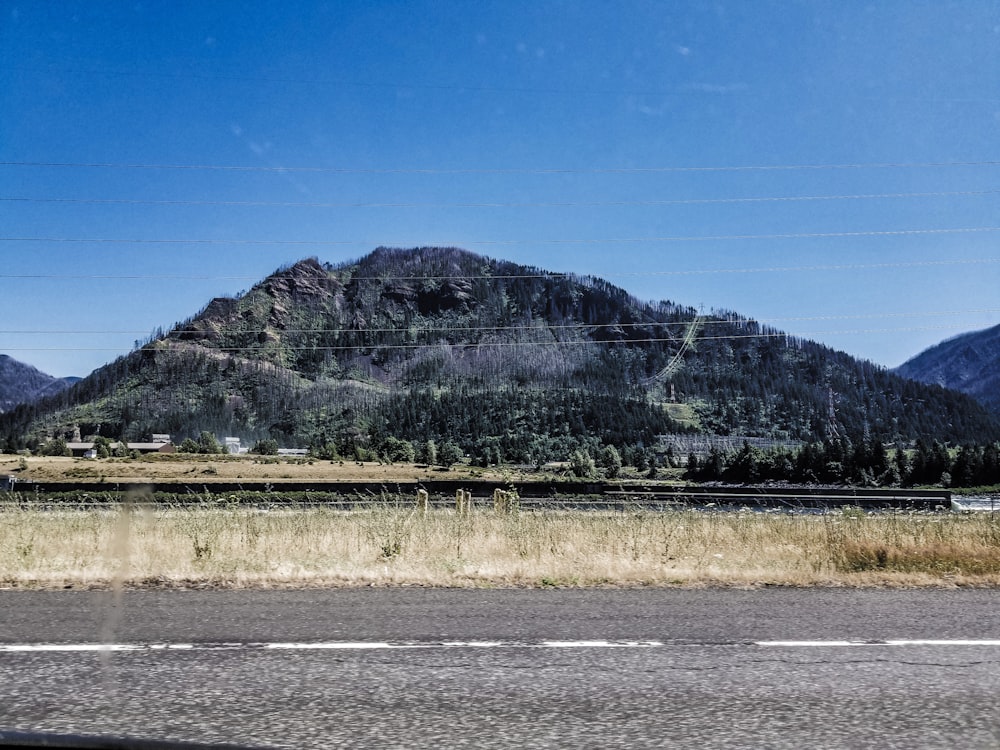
[[1, 257, 998, 283], [4, 159, 1000, 174], [4, 308, 999, 336], [0, 64, 758, 98], [8, 64, 1000, 107], [3, 226, 1000, 248], [4, 187, 1000, 209], [0, 323, 978, 354]]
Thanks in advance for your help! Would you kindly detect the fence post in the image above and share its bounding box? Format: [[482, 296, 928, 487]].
[[456, 488, 472, 515], [493, 488, 519, 514], [416, 488, 429, 514]]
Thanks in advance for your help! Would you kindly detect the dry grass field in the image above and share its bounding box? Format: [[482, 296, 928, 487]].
[[0, 454, 545, 485], [3, 498, 1000, 589], [5, 454, 997, 590]]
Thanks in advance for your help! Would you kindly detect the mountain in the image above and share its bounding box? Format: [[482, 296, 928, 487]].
[[895, 323, 1000, 415], [2, 248, 998, 459], [0, 355, 78, 413]]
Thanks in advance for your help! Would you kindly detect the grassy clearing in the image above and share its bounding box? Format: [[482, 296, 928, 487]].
[[4, 499, 1000, 589], [659, 402, 701, 430]]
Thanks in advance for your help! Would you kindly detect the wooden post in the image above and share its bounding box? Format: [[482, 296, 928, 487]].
[[416, 488, 429, 514], [493, 489, 519, 514], [456, 489, 472, 515]]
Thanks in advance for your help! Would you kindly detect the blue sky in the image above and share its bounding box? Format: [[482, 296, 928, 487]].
[[2, 0, 999, 377]]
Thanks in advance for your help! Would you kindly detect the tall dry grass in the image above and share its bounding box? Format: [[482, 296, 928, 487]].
[[3, 497, 1000, 588]]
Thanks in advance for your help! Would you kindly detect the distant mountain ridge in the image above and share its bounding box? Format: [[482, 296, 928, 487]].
[[895, 323, 1000, 414], [2, 248, 997, 457], [0, 355, 78, 413]]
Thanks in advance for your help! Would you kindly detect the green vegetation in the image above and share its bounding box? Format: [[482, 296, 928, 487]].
[[177, 431, 226, 455], [684, 437, 1000, 489], [662, 402, 701, 430], [37, 436, 70, 457], [3, 249, 997, 473], [251, 438, 279, 455]]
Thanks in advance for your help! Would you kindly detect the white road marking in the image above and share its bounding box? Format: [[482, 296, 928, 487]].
[[267, 642, 401, 650], [3, 639, 1000, 654], [884, 639, 1000, 646], [0, 640, 663, 653], [540, 640, 663, 648], [756, 639, 1000, 647]]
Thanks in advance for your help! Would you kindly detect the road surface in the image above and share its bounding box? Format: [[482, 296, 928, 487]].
[[2, 588, 999, 748]]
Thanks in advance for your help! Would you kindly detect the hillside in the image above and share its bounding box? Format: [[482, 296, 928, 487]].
[[895, 324, 1000, 415], [2, 248, 997, 460], [0, 355, 77, 414]]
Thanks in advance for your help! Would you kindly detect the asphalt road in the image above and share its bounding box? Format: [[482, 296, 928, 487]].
[[2, 588, 1000, 749]]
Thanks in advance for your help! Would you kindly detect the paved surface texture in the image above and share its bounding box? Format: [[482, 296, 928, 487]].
[[2, 589, 1000, 748]]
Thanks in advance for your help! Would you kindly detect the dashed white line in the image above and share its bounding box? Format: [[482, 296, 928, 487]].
[[266, 642, 400, 650], [756, 640, 1000, 648], [539, 640, 663, 648]]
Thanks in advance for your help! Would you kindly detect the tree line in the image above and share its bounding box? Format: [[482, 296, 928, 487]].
[[685, 437, 1000, 489]]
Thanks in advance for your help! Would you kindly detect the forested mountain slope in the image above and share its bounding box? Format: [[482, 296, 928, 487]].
[[0, 355, 77, 414], [895, 323, 1000, 415], [2, 248, 997, 459]]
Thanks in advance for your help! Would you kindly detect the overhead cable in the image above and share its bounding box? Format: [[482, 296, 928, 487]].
[[4, 159, 1000, 174], [4, 187, 1000, 209], [0, 323, 980, 353], [3, 226, 1000, 248], [1, 257, 998, 283], [4, 308, 999, 336], [7, 64, 1000, 106]]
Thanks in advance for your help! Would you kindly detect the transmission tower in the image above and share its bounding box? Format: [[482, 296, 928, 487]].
[[826, 386, 840, 440]]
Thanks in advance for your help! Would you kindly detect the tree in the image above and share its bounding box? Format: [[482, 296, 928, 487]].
[[197, 431, 223, 455], [765, 449, 794, 481], [380, 436, 415, 464], [569, 448, 596, 479], [724, 442, 764, 483], [178, 438, 199, 454], [597, 445, 622, 479], [472, 436, 503, 467], [313, 441, 340, 460], [437, 441, 463, 467], [252, 438, 279, 455], [418, 439, 438, 466], [684, 452, 700, 480], [38, 437, 70, 457], [893, 446, 910, 486], [645, 450, 658, 479], [93, 435, 112, 459], [701, 447, 726, 481]]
